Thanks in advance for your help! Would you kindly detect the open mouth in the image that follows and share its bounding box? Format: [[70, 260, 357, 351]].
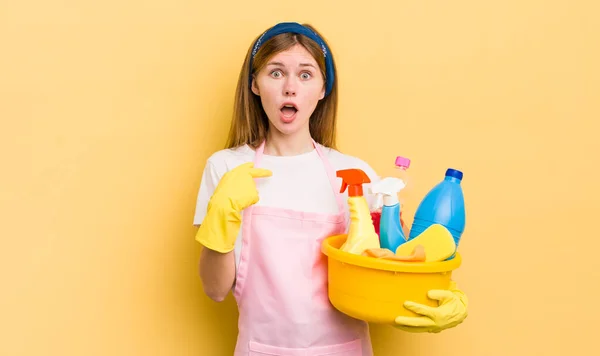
[[280, 104, 298, 118]]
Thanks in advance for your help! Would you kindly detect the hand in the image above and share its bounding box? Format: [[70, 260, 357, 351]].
[[394, 281, 468, 333], [195, 162, 272, 253], [211, 162, 272, 211]]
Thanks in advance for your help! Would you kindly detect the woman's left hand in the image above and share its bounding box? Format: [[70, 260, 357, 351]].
[[394, 281, 468, 333]]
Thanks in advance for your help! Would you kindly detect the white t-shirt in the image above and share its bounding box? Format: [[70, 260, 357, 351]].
[[193, 143, 381, 270]]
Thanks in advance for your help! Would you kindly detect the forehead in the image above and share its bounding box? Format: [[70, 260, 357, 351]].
[[267, 44, 318, 66]]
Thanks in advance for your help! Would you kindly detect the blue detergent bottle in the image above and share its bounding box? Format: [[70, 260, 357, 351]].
[[370, 177, 407, 252], [409, 169, 466, 247]]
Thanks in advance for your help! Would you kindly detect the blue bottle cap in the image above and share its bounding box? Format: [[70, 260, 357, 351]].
[[445, 168, 463, 180]]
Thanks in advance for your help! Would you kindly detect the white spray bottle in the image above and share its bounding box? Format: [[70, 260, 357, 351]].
[[370, 177, 408, 252]]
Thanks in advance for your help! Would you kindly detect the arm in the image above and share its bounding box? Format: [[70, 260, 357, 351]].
[[192, 161, 271, 302], [198, 244, 236, 302], [193, 160, 235, 302]]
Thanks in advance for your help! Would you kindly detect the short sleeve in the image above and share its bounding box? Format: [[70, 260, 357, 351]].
[[192, 160, 221, 226]]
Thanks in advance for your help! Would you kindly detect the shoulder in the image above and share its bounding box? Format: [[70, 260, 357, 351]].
[[321, 145, 380, 182], [204, 144, 254, 178]]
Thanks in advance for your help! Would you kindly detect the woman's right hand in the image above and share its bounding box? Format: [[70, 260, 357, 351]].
[[195, 162, 272, 253], [211, 162, 272, 211]]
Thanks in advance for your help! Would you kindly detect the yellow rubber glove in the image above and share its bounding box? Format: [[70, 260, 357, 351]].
[[394, 281, 468, 333], [195, 162, 272, 253]]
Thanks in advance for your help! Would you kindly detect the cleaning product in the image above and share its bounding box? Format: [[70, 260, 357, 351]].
[[394, 156, 411, 197], [337, 169, 381, 255], [409, 168, 466, 248], [371, 156, 411, 237], [370, 177, 407, 252], [394, 156, 411, 233], [396, 224, 456, 262]]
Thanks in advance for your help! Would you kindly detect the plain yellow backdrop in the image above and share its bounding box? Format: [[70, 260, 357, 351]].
[[2, 0, 599, 355]]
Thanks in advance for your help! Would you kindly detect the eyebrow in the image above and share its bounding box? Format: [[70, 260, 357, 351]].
[[266, 61, 317, 69]]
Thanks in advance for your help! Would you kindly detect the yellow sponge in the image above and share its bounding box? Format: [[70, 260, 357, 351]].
[[395, 224, 456, 262]]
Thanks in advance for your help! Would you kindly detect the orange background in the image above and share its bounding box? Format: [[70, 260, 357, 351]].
[[2, 1, 599, 355]]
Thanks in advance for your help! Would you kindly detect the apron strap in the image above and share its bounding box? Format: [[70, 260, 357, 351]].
[[252, 139, 346, 215]]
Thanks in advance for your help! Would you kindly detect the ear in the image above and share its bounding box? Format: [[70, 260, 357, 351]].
[[251, 76, 260, 96], [319, 84, 325, 100]]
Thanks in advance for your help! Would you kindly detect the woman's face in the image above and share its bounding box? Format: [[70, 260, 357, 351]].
[[252, 44, 325, 137]]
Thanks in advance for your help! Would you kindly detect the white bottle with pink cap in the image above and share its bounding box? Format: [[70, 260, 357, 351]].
[[394, 156, 411, 209]]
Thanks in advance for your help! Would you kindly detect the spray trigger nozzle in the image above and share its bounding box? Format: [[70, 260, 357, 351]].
[[370, 177, 406, 206], [337, 169, 371, 197]]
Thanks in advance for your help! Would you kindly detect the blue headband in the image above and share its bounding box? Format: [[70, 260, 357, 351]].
[[248, 22, 335, 97]]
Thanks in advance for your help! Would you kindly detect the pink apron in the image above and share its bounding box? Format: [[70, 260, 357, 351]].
[[232, 140, 373, 355]]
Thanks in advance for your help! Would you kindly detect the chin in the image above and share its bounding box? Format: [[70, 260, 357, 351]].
[[271, 121, 306, 136], [268, 112, 309, 136]]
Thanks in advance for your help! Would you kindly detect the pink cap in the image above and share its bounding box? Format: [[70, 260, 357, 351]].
[[395, 156, 411, 168]]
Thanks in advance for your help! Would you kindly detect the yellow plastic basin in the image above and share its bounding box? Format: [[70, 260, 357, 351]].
[[321, 234, 462, 325]]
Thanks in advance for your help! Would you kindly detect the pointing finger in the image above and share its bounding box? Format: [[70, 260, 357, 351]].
[[250, 168, 272, 178]]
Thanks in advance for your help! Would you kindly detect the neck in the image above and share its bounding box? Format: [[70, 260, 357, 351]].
[[264, 128, 314, 156]]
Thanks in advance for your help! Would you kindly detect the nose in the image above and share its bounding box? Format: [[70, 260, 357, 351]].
[[283, 78, 297, 96]]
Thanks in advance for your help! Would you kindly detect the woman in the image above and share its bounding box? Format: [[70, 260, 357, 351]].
[[193, 22, 468, 355]]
